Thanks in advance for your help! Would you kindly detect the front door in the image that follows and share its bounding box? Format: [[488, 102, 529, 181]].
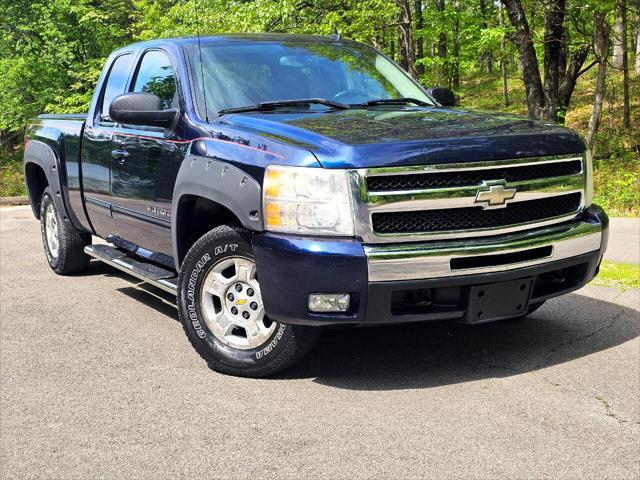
[[109, 49, 185, 258]]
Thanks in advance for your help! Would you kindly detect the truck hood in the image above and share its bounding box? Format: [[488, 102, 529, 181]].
[[221, 107, 586, 169]]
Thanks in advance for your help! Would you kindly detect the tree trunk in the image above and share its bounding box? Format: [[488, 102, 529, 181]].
[[623, 55, 630, 128], [543, 0, 566, 122], [613, 0, 631, 128], [452, 1, 460, 90], [587, 12, 611, 150], [558, 44, 590, 121], [632, 0, 639, 56], [396, 0, 417, 78], [636, 16, 640, 74], [501, 0, 545, 119], [635, 0, 640, 75], [558, 29, 568, 86], [414, 0, 424, 76], [499, 2, 510, 106], [479, 0, 494, 72], [437, 0, 448, 86], [612, 0, 626, 69]]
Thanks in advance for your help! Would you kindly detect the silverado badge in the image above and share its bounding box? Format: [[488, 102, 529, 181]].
[[475, 181, 517, 209]]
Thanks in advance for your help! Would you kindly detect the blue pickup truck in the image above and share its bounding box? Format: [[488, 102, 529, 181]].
[[24, 34, 608, 377]]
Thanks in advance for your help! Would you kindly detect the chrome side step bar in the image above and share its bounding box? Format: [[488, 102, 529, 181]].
[[84, 244, 177, 295]]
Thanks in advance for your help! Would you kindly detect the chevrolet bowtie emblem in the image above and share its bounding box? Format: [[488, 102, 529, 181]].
[[236, 299, 247, 305], [475, 181, 517, 209]]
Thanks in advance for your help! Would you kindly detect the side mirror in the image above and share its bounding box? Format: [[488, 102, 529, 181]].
[[109, 93, 177, 128], [426, 87, 457, 107]]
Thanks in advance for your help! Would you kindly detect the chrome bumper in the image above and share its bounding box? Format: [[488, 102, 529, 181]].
[[364, 219, 603, 282]]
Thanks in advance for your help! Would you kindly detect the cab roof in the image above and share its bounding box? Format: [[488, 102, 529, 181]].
[[119, 33, 360, 51]]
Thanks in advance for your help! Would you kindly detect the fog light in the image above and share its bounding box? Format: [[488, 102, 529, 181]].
[[308, 293, 350, 313]]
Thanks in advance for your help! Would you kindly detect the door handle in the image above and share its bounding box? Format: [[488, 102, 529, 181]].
[[111, 149, 130, 164]]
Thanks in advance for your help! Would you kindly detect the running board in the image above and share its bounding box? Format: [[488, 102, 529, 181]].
[[84, 244, 177, 295]]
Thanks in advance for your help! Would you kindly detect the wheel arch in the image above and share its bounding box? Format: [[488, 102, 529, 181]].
[[172, 155, 263, 269], [23, 140, 67, 221], [24, 161, 49, 219]]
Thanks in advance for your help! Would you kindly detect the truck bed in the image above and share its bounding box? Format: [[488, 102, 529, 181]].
[[26, 113, 89, 232]]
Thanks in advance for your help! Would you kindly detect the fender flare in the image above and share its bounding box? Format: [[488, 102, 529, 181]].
[[23, 140, 71, 224], [171, 155, 263, 267]]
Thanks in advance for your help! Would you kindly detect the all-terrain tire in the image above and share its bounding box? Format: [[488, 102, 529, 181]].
[[39, 187, 91, 275], [177, 225, 320, 378]]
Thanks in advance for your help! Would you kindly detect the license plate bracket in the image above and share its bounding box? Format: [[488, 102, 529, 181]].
[[466, 278, 534, 323]]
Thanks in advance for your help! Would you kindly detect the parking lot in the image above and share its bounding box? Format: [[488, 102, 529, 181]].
[[1, 205, 638, 479]]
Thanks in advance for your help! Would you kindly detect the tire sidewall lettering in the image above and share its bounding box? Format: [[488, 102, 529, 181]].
[[182, 238, 285, 362], [185, 243, 239, 339], [255, 323, 286, 359], [178, 227, 317, 376], [186, 252, 211, 339]]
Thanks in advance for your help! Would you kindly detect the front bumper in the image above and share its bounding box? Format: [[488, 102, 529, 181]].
[[253, 206, 608, 327]]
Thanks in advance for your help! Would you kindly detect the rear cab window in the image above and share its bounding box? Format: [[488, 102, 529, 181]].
[[100, 53, 134, 122]]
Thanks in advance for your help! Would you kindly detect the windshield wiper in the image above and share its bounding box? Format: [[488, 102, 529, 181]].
[[353, 97, 432, 108], [218, 98, 350, 115]]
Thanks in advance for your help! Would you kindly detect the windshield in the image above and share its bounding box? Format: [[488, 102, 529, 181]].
[[185, 41, 434, 119]]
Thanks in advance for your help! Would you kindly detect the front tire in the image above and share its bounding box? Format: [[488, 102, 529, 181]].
[[40, 187, 90, 275], [177, 225, 320, 378]]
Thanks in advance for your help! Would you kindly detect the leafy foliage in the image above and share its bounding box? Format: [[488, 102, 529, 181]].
[[0, 0, 135, 135], [0, 146, 26, 196], [0, 0, 637, 214]]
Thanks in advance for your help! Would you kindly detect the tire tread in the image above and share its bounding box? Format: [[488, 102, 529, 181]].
[[40, 187, 90, 275], [178, 225, 319, 378]]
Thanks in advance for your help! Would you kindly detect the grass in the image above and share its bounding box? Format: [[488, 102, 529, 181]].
[[593, 261, 640, 290], [0, 147, 26, 197], [593, 152, 639, 216]]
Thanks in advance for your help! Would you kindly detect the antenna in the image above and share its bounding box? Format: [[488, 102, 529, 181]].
[[193, 0, 209, 122]]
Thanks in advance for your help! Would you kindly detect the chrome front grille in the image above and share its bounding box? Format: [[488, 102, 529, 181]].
[[350, 154, 587, 244], [366, 160, 583, 192], [372, 192, 582, 234]]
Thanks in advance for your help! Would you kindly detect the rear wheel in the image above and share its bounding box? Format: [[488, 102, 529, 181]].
[[39, 187, 90, 275], [177, 225, 320, 378]]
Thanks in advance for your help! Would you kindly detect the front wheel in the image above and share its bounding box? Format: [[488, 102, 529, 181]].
[[177, 225, 320, 378]]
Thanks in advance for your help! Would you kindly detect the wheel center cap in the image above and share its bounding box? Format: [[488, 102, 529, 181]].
[[224, 281, 260, 322]]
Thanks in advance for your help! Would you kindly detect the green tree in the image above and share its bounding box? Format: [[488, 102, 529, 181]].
[[0, 0, 136, 139]]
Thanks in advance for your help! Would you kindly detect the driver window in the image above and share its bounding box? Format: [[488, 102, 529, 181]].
[[131, 50, 177, 109]]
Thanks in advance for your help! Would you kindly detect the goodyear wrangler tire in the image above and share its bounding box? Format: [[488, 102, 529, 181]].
[[177, 225, 320, 378], [40, 187, 91, 275]]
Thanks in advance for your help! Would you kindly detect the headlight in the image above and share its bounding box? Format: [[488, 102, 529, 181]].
[[263, 165, 354, 235], [584, 149, 594, 207]]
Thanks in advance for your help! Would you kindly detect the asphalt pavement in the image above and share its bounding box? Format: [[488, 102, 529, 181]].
[[607, 217, 640, 264], [1, 205, 639, 479]]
